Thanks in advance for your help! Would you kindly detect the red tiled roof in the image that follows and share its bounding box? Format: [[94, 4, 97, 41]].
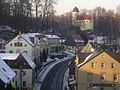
[[77, 15, 92, 20]]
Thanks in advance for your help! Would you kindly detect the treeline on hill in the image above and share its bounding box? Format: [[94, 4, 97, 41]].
[[1, 0, 120, 39], [55, 6, 120, 40], [0, 0, 57, 33]]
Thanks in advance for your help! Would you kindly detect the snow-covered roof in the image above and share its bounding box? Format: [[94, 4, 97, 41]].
[[21, 52, 36, 69], [27, 33, 40, 38], [75, 39, 84, 43], [21, 33, 41, 46], [0, 53, 36, 69], [0, 57, 16, 83], [21, 34, 34, 46], [77, 53, 93, 67], [0, 53, 19, 60], [45, 35, 60, 39]]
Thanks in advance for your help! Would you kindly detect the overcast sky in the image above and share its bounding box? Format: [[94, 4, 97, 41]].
[[55, 0, 120, 15]]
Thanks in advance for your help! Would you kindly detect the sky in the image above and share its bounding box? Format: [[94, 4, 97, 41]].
[[55, 0, 120, 15]]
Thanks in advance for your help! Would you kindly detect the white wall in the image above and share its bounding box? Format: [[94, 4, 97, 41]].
[[5, 35, 34, 60]]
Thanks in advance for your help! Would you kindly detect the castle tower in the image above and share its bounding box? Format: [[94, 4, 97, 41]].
[[72, 7, 79, 25]]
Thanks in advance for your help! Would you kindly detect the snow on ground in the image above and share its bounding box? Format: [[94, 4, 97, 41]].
[[33, 60, 61, 90], [62, 68, 70, 90], [34, 53, 74, 90]]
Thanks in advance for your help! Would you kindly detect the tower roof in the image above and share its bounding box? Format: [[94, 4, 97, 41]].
[[72, 7, 79, 12]]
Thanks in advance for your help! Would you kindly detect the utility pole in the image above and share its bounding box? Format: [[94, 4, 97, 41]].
[[19, 66, 22, 90]]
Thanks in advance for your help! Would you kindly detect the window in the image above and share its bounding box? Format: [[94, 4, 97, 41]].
[[113, 74, 119, 82], [91, 63, 96, 69], [24, 51, 27, 54], [111, 63, 115, 69], [9, 50, 13, 53], [101, 74, 105, 81], [10, 44, 12, 46], [14, 42, 22, 47], [23, 81, 26, 87], [23, 71, 26, 76], [2, 68, 6, 72], [24, 44, 27, 47], [101, 63, 105, 69]]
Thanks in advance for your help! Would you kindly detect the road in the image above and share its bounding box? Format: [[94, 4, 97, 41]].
[[40, 60, 70, 90]]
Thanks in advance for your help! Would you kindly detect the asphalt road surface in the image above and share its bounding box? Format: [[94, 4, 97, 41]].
[[40, 60, 70, 90]]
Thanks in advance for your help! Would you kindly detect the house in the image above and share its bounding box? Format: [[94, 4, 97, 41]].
[[0, 52, 36, 90], [72, 7, 94, 31], [45, 34, 63, 56], [76, 51, 120, 90], [64, 36, 76, 50], [5, 33, 40, 60], [81, 42, 94, 53]]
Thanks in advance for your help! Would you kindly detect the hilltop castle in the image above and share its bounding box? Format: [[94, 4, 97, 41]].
[[72, 7, 94, 31]]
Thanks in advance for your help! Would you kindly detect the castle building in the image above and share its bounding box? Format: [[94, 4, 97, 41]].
[[72, 7, 94, 31]]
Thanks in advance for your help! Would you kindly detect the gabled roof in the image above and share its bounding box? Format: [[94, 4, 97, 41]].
[[81, 42, 94, 53], [21, 52, 36, 69], [77, 51, 120, 68], [0, 52, 36, 69], [0, 53, 19, 60], [0, 57, 16, 83], [77, 50, 104, 68], [77, 52, 92, 63], [77, 15, 92, 20], [20, 33, 40, 46]]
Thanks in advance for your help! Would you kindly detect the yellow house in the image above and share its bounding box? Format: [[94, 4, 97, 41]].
[[81, 42, 94, 53], [76, 51, 120, 90]]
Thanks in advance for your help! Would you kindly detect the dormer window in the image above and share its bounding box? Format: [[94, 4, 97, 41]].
[[2, 68, 6, 72]]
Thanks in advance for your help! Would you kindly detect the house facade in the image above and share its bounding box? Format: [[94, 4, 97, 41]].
[[76, 51, 120, 90], [45, 35, 63, 56], [5, 33, 40, 60], [0, 52, 36, 90]]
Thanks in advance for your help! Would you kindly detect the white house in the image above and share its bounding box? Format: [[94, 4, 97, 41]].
[[5, 33, 40, 60], [0, 52, 36, 90], [45, 35, 63, 56]]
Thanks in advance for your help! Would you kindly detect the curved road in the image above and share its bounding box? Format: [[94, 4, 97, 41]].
[[40, 60, 70, 90]]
